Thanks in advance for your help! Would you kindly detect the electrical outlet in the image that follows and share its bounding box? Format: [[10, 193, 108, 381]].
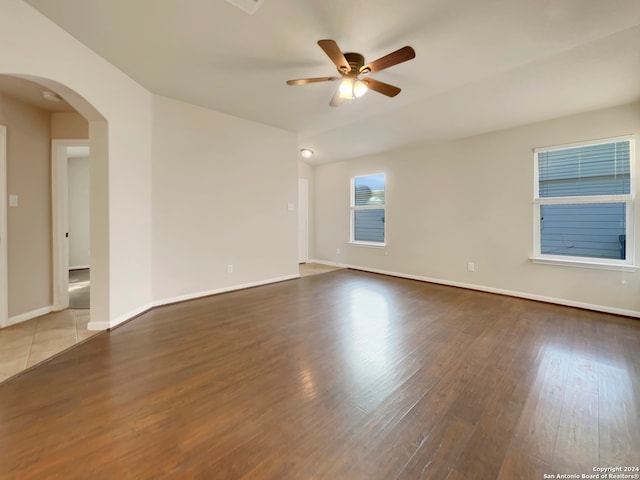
[[467, 262, 475, 272], [336, 248, 341, 255], [227, 264, 233, 273]]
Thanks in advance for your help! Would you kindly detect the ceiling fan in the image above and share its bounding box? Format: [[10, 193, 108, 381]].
[[286, 39, 416, 107]]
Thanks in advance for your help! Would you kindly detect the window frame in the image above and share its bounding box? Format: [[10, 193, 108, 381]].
[[350, 173, 387, 247], [531, 135, 636, 271]]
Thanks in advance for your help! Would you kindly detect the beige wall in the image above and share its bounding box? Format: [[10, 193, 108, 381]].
[[314, 101, 640, 315], [151, 95, 299, 303], [0, 93, 52, 317], [51, 111, 88, 139]]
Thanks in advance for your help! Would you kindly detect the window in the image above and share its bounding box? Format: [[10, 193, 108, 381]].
[[533, 137, 635, 269], [351, 173, 386, 245]]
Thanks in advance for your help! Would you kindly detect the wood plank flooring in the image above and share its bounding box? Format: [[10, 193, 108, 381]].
[[1, 269, 639, 479]]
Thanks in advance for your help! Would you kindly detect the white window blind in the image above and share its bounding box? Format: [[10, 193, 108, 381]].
[[351, 173, 386, 245], [538, 141, 630, 198]]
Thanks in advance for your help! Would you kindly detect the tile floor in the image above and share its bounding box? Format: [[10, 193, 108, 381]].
[[0, 263, 343, 384], [69, 268, 90, 309], [0, 309, 100, 383]]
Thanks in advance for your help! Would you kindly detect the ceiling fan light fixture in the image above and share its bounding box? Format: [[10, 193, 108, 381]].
[[339, 77, 354, 98], [353, 79, 368, 98], [339, 76, 368, 99], [286, 40, 415, 106]]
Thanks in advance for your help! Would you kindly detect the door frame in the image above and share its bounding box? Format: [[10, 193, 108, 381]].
[[52, 139, 89, 311], [0, 125, 7, 327]]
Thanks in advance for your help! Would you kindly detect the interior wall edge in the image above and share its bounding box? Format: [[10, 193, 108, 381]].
[[87, 301, 153, 331]]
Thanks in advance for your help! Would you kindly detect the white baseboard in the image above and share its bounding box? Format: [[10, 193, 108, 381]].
[[5, 306, 53, 327], [88, 273, 302, 331], [88, 301, 155, 331], [86, 321, 112, 331], [152, 273, 300, 310], [313, 261, 640, 319], [309, 259, 350, 268]]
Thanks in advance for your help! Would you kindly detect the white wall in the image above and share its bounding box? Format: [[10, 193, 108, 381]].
[[299, 159, 314, 260], [151, 95, 299, 304], [0, 1, 302, 328], [68, 156, 90, 268], [0, 0, 153, 328], [314, 102, 640, 316]]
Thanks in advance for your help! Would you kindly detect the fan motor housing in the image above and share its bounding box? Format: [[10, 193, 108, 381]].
[[341, 52, 365, 74]]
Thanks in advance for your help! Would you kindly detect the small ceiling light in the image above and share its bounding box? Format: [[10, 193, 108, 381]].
[[300, 149, 314, 159], [42, 91, 62, 102], [225, 0, 265, 15]]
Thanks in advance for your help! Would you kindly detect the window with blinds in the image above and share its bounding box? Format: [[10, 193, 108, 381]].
[[534, 137, 634, 264], [351, 173, 386, 245]]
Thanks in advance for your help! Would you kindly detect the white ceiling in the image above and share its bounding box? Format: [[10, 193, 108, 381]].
[[19, 0, 640, 164]]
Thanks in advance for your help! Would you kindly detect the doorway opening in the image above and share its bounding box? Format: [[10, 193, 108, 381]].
[[69, 268, 90, 309], [53, 140, 91, 312]]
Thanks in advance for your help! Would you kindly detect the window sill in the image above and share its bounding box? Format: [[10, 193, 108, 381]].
[[530, 256, 638, 272], [349, 241, 386, 248]]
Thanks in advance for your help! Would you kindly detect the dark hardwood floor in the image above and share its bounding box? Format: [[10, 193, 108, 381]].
[[1, 269, 639, 479]]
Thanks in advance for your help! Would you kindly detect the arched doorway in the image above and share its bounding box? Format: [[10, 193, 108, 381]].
[[0, 75, 108, 379]]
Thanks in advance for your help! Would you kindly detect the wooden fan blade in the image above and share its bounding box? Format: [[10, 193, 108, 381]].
[[318, 39, 351, 73], [329, 88, 344, 107], [286, 76, 340, 86], [363, 78, 401, 97], [360, 46, 415, 74]]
